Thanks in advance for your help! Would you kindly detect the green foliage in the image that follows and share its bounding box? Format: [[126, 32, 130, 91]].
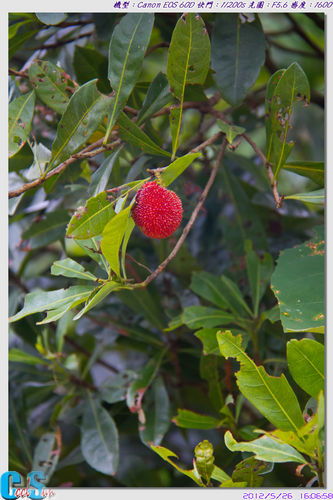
[[8, 12, 324, 489]]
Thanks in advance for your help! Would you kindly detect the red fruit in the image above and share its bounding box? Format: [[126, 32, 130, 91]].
[[131, 181, 183, 239]]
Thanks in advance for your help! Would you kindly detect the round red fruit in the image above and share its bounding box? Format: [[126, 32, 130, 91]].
[[131, 181, 183, 239]]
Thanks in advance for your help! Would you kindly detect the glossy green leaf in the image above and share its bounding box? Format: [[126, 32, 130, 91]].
[[160, 153, 200, 187], [9, 348, 50, 366], [9, 91, 35, 158], [104, 13, 154, 143], [211, 14, 265, 106], [173, 409, 221, 429], [32, 432, 60, 484], [167, 13, 210, 156], [283, 161, 324, 187], [211, 466, 231, 484], [74, 46, 111, 94], [245, 241, 274, 316], [75, 236, 109, 275], [265, 63, 310, 179], [22, 210, 68, 250], [36, 13, 67, 25], [287, 339, 324, 399], [9, 285, 94, 324], [285, 188, 324, 205], [101, 206, 131, 277], [225, 431, 306, 464], [88, 149, 122, 197], [121, 216, 135, 279], [136, 72, 172, 125], [271, 225, 325, 333], [29, 60, 74, 114], [190, 271, 253, 318], [117, 112, 170, 157], [81, 394, 119, 475], [231, 457, 270, 487], [217, 331, 304, 432], [216, 120, 245, 144], [67, 192, 115, 240], [140, 376, 170, 446], [51, 258, 97, 281], [49, 80, 111, 168], [182, 306, 236, 329], [151, 445, 203, 486], [270, 417, 319, 459], [73, 281, 127, 320]]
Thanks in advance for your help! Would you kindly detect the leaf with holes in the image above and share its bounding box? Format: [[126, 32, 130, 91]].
[[271, 225, 324, 333], [29, 60, 75, 114], [265, 63, 310, 180], [9, 91, 35, 158], [104, 13, 154, 143]]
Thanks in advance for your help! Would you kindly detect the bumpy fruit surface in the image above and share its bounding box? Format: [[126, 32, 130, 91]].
[[131, 181, 183, 239]]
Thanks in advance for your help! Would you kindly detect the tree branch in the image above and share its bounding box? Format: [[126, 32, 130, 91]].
[[133, 137, 228, 288], [285, 13, 324, 58]]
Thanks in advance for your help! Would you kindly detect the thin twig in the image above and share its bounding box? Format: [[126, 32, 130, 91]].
[[145, 42, 169, 57], [267, 38, 318, 58], [38, 31, 94, 50], [9, 68, 28, 78], [285, 13, 324, 58], [8, 138, 121, 199], [133, 138, 228, 288]]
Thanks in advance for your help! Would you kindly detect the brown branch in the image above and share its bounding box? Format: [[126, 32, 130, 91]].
[[9, 68, 28, 78], [242, 133, 284, 208], [145, 42, 169, 57], [8, 138, 121, 199], [285, 13, 324, 58], [133, 137, 228, 288], [38, 31, 94, 50], [267, 38, 318, 58]]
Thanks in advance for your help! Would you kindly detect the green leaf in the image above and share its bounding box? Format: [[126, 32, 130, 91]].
[[81, 394, 119, 475], [51, 258, 97, 281], [231, 457, 269, 487], [167, 14, 210, 100], [285, 188, 324, 205], [74, 46, 111, 94], [211, 466, 231, 484], [67, 192, 115, 240], [126, 350, 166, 411], [224, 431, 306, 464], [216, 120, 245, 144], [88, 149, 122, 197], [167, 13, 210, 157], [217, 331, 304, 432], [9, 25, 38, 60], [283, 161, 324, 187], [140, 376, 170, 446], [270, 418, 319, 459], [49, 80, 111, 168], [271, 225, 324, 333], [121, 216, 135, 279], [9, 348, 50, 366], [136, 72, 172, 125], [190, 271, 253, 318], [160, 153, 200, 187], [75, 236, 109, 275], [117, 112, 170, 157], [195, 328, 220, 355], [101, 206, 131, 277], [182, 306, 236, 329], [9, 285, 94, 324], [104, 13, 154, 143], [9, 91, 35, 158], [32, 432, 60, 484], [36, 13, 67, 25], [28, 60, 74, 114], [173, 409, 221, 429], [211, 14, 265, 106], [265, 63, 310, 179], [245, 241, 274, 316], [150, 445, 203, 486], [73, 281, 126, 320], [22, 210, 69, 249], [287, 339, 324, 399]]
